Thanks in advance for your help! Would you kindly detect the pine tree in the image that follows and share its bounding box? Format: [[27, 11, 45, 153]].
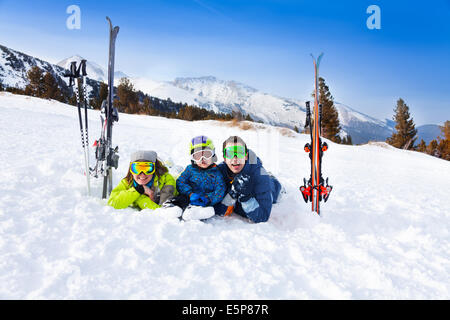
[[42, 72, 63, 101], [416, 139, 427, 153], [386, 98, 417, 150], [437, 120, 450, 160], [25, 66, 44, 97], [427, 139, 438, 156], [116, 78, 138, 113], [90, 82, 108, 110], [317, 77, 341, 143]]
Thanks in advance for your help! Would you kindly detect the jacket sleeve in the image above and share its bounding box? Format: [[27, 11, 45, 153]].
[[238, 168, 273, 223], [158, 172, 176, 204], [213, 164, 232, 215], [176, 166, 193, 196], [108, 179, 160, 210], [205, 172, 227, 205], [107, 179, 141, 209], [135, 195, 161, 210]]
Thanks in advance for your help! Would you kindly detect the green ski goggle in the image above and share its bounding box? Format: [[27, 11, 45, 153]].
[[223, 145, 247, 159]]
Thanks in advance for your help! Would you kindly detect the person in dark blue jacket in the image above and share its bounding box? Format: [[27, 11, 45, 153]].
[[214, 136, 282, 223]]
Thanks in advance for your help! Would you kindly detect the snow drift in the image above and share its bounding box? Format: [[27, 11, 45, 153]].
[[0, 92, 448, 299]]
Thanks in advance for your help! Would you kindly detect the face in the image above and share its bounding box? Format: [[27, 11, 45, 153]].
[[195, 156, 213, 169], [130, 159, 154, 185], [192, 149, 214, 169], [224, 143, 247, 174], [132, 172, 153, 185]]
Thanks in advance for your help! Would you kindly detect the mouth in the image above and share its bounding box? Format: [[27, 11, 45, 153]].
[[136, 174, 149, 182]]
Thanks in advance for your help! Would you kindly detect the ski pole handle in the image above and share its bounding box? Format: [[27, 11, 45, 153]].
[[81, 59, 87, 77]]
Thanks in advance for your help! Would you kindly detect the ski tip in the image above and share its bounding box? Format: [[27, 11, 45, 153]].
[[106, 16, 113, 28]]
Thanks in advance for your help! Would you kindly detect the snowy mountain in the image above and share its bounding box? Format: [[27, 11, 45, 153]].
[[0, 45, 101, 99], [417, 124, 443, 144], [1, 91, 449, 299], [134, 76, 395, 144], [0, 43, 399, 144], [0, 44, 68, 89], [56, 55, 127, 83], [333, 102, 395, 144]]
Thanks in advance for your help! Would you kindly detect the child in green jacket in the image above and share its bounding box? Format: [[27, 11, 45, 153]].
[[108, 150, 176, 210]]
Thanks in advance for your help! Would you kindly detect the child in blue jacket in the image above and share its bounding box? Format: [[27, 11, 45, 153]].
[[162, 135, 226, 221]]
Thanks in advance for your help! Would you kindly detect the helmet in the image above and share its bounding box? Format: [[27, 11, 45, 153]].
[[189, 135, 217, 162], [189, 135, 215, 154]]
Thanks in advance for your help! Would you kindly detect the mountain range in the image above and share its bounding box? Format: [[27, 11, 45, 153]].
[[0, 43, 441, 144]]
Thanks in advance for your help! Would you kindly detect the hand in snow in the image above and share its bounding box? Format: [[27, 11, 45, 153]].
[[229, 174, 252, 201], [190, 193, 210, 207]]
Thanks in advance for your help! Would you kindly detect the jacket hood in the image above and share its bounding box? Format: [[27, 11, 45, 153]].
[[242, 149, 263, 174]]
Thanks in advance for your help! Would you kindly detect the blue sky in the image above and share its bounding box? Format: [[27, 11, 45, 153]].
[[0, 0, 449, 125]]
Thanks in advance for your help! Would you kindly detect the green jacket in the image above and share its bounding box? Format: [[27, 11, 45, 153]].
[[107, 172, 176, 210]]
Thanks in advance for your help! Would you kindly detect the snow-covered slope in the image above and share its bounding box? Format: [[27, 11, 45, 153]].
[[0, 92, 448, 299]]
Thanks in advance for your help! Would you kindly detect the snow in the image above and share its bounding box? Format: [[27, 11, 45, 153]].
[[0, 92, 449, 299]]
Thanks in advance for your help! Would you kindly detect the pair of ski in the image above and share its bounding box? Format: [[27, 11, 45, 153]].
[[300, 53, 333, 215], [65, 17, 120, 199]]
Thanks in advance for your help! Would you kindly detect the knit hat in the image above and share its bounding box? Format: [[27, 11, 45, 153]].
[[130, 150, 157, 163]]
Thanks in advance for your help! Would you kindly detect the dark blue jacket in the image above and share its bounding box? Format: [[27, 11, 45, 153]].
[[214, 150, 281, 223]]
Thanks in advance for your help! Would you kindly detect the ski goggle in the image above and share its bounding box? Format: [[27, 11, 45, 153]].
[[130, 161, 156, 175], [223, 145, 247, 159], [191, 149, 214, 161]]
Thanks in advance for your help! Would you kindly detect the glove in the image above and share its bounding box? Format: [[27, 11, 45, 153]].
[[134, 184, 145, 194], [190, 193, 210, 207], [189, 193, 201, 202], [229, 174, 252, 201]]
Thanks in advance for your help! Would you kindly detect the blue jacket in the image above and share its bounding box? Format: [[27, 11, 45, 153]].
[[176, 164, 226, 206], [214, 150, 281, 223]]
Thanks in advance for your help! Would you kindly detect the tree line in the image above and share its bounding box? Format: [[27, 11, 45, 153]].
[[0, 66, 244, 122], [387, 98, 449, 160], [1, 66, 447, 159]]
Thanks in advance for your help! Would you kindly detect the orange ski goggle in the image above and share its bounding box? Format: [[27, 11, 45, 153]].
[[130, 162, 155, 175]]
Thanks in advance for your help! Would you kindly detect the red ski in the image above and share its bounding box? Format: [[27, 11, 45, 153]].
[[300, 53, 332, 215]]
